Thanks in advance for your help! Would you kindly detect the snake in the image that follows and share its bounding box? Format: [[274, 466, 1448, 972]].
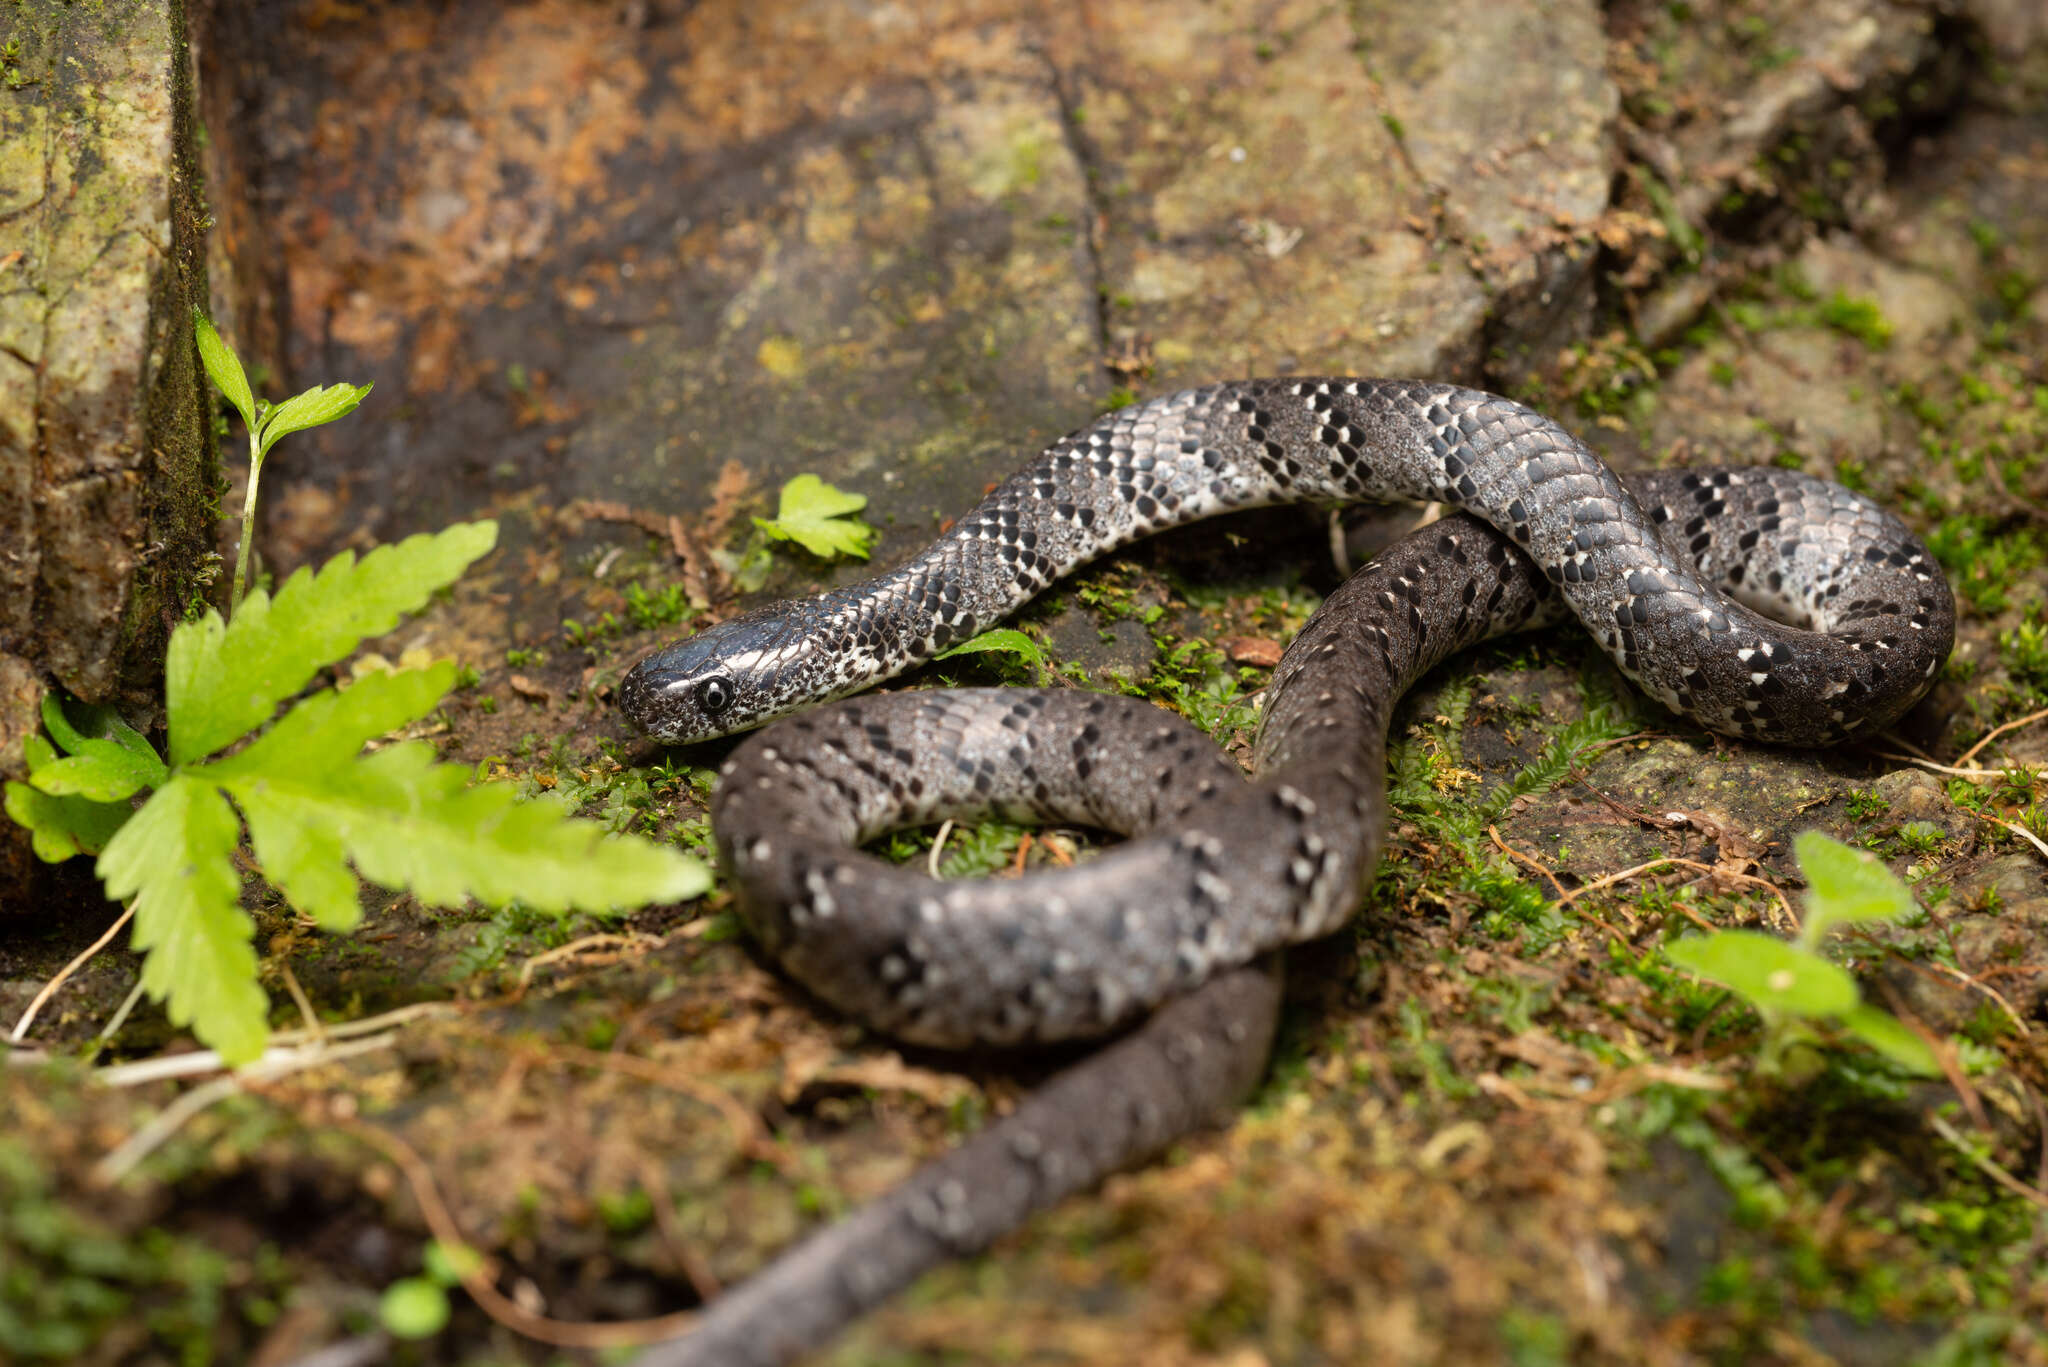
[[616, 379, 1953, 1366]]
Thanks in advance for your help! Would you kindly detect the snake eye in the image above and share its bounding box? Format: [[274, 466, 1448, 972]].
[[694, 675, 736, 716]]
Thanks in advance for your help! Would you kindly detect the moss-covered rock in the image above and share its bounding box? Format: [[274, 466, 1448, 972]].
[[0, 0, 216, 911]]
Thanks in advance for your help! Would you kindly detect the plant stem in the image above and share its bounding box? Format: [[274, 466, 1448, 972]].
[[230, 435, 264, 614]]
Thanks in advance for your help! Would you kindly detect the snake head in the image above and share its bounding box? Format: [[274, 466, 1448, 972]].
[[618, 603, 827, 744]]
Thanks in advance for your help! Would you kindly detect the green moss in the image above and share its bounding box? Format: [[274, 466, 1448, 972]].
[[1924, 516, 2044, 616], [1815, 291, 1895, 349], [0, 1137, 268, 1362]]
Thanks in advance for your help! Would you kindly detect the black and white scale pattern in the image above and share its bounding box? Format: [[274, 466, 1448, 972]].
[[621, 380, 1954, 1367], [622, 380, 1950, 750]]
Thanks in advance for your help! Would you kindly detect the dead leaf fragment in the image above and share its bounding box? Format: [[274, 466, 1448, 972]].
[[1224, 636, 1283, 668]]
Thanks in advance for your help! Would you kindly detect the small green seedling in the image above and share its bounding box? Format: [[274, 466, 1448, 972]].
[[378, 1239, 482, 1340], [194, 309, 373, 609], [714, 472, 878, 593], [5, 320, 709, 1065], [751, 472, 876, 560], [1664, 831, 1942, 1077]]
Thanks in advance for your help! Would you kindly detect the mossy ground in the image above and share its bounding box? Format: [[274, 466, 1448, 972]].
[[4, 4, 2048, 1365]]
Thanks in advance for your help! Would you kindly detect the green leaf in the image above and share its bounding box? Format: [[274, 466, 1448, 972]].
[[752, 473, 875, 560], [99, 776, 270, 1064], [422, 1240, 484, 1287], [39, 691, 92, 754], [380, 1278, 450, 1339], [71, 702, 167, 778], [934, 627, 1046, 672], [4, 781, 131, 862], [1663, 930, 1860, 1018], [166, 522, 498, 765], [204, 663, 458, 783], [1839, 1004, 1943, 1077], [201, 665, 459, 930], [215, 741, 710, 922], [255, 382, 374, 460], [1795, 830, 1918, 941], [26, 749, 157, 802], [194, 309, 257, 431], [26, 694, 168, 800]]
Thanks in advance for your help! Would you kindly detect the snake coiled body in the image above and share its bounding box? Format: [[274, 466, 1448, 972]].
[[619, 380, 1953, 1366]]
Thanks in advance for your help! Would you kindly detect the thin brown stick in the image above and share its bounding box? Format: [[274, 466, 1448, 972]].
[[1976, 812, 2048, 862], [278, 961, 324, 1042], [1958, 705, 2048, 767], [1567, 771, 1686, 829], [636, 1156, 722, 1303], [1877, 729, 1937, 762], [9, 904, 135, 1043], [94, 1034, 400, 1185], [1864, 972, 1989, 1130], [927, 818, 955, 878], [1553, 858, 1678, 906], [1918, 960, 2034, 1040], [514, 932, 661, 996], [1486, 825, 1568, 901], [1928, 1112, 2048, 1212], [445, 1023, 787, 1171], [330, 1115, 702, 1348], [1553, 855, 1796, 928], [1872, 751, 2048, 782]]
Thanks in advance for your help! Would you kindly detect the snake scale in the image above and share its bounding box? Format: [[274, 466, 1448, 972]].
[[617, 379, 1953, 1365]]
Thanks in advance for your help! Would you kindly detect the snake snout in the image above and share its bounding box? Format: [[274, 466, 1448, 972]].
[[617, 650, 691, 741]]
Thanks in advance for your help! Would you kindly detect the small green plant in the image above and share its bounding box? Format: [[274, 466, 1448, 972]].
[[710, 472, 877, 592], [378, 1239, 482, 1341], [1815, 291, 1894, 349], [193, 311, 373, 610], [1924, 515, 2044, 616], [751, 472, 876, 559], [1999, 606, 2048, 699], [4, 319, 709, 1064], [934, 627, 1048, 680], [1663, 832, 1942, 1077]]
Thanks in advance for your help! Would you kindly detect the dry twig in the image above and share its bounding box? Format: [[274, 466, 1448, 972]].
[[326, 1114, 703, 1348], [9, 904, 135, 1043]]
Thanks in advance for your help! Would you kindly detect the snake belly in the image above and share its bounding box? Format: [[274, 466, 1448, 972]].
[[620, 380, 1954, 1367]]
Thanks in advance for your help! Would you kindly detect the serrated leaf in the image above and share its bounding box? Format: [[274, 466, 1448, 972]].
[[256, 382, 374, 459], [934, 627, 1046, 671], [99, 776, 270, 1064], [1663, 930, 1860, 1018], [1796, 830, 1918, 940], [240, 792, 362, 931], [194, 309, 257, 431], [200, 665, 458, 930], [203, 663, 457, 783], [752, 473, 875, 560], [1839, 1004, 1943, 1077], [217, 742, 710, 918], [166, 522, 497, 765], [4, 781, 131, 862]]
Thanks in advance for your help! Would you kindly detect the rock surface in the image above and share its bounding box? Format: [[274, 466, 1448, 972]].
[[0, 0, 215, 909]]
